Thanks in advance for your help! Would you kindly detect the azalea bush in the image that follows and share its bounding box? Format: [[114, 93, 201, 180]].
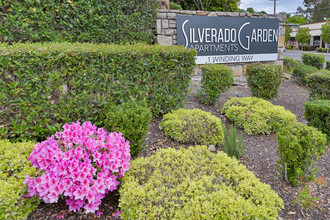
[[24, 121, 131, 214]]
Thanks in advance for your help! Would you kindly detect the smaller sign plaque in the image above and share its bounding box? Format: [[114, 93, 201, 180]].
[[177, 15, 279, 64]]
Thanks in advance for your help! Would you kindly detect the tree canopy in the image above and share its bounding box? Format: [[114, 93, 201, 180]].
[[321, 21, 330, 45], [287, 15, 308, 24], [285, 25, 292, 43], [296, 27, 311, 44]]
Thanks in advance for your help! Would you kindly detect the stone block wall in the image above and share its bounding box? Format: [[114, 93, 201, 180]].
[[156, 10, 286, 76]]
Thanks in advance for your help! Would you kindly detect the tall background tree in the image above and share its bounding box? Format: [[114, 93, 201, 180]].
[[172, 0, 241, 11], [303, 0, 330, 22], [296, 27, 311, 48], [285, 25, 292, 43], [287, 15, 309, 24], [320, 21, 330, 53]]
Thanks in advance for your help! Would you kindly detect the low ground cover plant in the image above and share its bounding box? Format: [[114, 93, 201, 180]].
[[0, 43, 196, 142], [326, 61, 330, 70], [302, 53, 325, 69], [277, 122, 327, 186], [119, 145, 284, 219], [245, 63, 283, 100], [159, 108, 224, 146], [304, 99, 330, 140], [0, 140, 39, 220], [105, 99, 152, 157], [222, 97, 296, 135], [24, 121, 131, 214], [198, 64, 234, 105]]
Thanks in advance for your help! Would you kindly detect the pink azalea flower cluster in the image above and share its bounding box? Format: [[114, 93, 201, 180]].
[[24, 121, 130, 214]]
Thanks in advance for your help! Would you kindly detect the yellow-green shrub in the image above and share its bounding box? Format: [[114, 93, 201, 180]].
[[119, 145, 284, 219], [222, 97, 297, 135], [159, 109, 224, 146], [0, 140, 39, 220]]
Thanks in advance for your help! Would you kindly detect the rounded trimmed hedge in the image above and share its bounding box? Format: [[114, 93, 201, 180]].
[[222, 97, 297, 135], [159, 108, 224, 146], [119, 145, 284, 219]]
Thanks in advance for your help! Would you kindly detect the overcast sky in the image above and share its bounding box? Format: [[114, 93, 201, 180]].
[[239, 0, 306, 14]]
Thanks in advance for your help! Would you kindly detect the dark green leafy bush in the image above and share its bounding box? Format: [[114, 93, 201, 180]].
[[283, 56, 301, 74], [159, 108, 224, 146], [119, 145, 284, 219], [245, 63, 283, 100], [277, 123, 327, 186], [301, 44, 316, 51], [316, 48, 328, 53], [0, 0, 158, 44], [304, 100, 330, 141], [198, 64, 234, 105], [222, 97, 296, 135], [0, 43, 196, 142], [104, 99, 152, 157], [292, 64, 318, 85], [0, 140, 40, 220], [222, 123, 246, 160], [302, 53, 325, 69], [308, 70, 330, 99], [326, 61, 330, 70]]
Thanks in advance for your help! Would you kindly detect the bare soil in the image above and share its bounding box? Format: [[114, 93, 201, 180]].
[[28, 75, 330, 220]]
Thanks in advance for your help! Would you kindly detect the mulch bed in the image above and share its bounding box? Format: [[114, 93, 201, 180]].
[[28, 76, 330, 220]]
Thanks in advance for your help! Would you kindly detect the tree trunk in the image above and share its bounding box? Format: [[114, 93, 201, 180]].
[[160, 0, 170, 10]]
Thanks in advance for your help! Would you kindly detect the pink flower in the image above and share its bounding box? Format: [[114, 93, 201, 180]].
[[113, 210, 122, 217], [84, 202, 99, 213], [26, 121, 131, 214], [96, 211, 103, 216]]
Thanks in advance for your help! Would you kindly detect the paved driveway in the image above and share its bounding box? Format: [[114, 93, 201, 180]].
[[284, 50, 330, 64]]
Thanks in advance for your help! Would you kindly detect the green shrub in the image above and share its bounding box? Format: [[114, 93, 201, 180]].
[[0, 140, 40, 220], [326, 61, 330, 70], [316, 48, 327, 53], [198, 64, 234, 105], [245, 63, 283, 100], [283, 56, 301, 74], [0, 43, 196, 142], [292, 64, 318, 85], [159, 109, 224, 146], [277, 123, 327, 186], [222, 123, 246, 160], [0, 0, 158, 44], [302, 53, 325, 69], [308, 70, 330, 99], [304, 100, 330, 140], [119, 145, 284, 219], [170, 2, 183, 10], [286, 44, 293, 50], [104, 99, 152, 157], [222, 97, 297, 135], [302, 44, 316, 51]]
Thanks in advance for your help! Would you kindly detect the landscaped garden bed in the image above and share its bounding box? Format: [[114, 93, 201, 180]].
[[25, 76, 330, 220]]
